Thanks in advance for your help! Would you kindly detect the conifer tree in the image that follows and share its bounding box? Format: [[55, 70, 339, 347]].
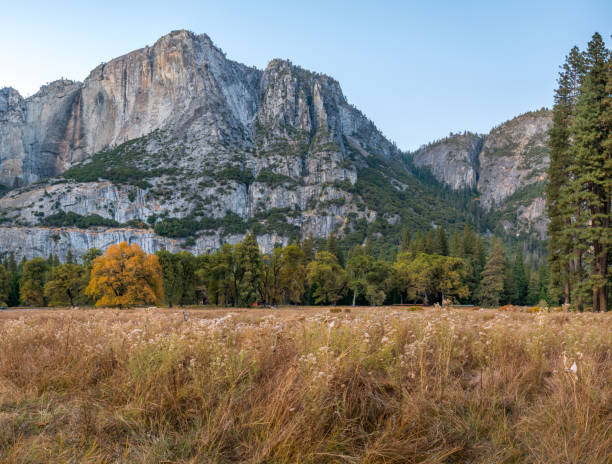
[[425, 229, 437, 254], [398, 229, 411, 253], [436, 226, 449, 256], [301, 235, 315, 262], [547, 33, 610, 310], [569, 33, 610, 310], [462, 224, 476, 258], [326, 232, 344, 265], [512, 246, 528, 305], [449, 229, 463, 257], [480, 238, 505, 307], [364, 237, 373, 257], [0, 264, 10, 306]]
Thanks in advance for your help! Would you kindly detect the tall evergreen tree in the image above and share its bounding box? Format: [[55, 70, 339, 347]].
[[436, 226, 449, 256], [449, 229, 464, 257], [547, 33, 611, 311], [480, 238, 506, 307], [398, 229, 411, 253], [326, 232, 344, 266], [301, 235, 315, 262], [569, 33, 610, 310], [511, 247, 528, 305]]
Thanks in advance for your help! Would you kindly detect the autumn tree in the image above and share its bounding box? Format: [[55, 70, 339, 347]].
[[86, 242, 163, 308]]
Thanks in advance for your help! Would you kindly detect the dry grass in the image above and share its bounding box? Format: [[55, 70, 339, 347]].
[[0, 306, 611, 463]]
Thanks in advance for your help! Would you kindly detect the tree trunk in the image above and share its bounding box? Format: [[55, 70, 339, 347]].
[[601, 249, 608, 311], [352, 288, 357, 306], [577, 250, 584, 311], [564, 262, 571, 305], [592, 241, 601, 312]]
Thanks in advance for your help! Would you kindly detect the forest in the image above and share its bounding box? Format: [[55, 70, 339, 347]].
[[0, 225, 551, 309]]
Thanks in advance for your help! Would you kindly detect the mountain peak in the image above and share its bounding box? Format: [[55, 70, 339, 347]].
[[0, 87, 23, 112]]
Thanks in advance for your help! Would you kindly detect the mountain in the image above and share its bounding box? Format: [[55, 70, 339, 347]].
[[0, 30, 551, 260], [411, 132, 482, 191], [409, 109, 552, 240]]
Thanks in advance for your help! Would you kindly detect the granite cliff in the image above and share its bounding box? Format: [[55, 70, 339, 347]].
[[409, 109, 552, 239], [0, 30, 552, 259]]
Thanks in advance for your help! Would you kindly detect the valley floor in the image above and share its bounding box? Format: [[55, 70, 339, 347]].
[[1, 307, 611, 463]]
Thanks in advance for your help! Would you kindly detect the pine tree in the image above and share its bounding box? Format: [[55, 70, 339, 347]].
[[480, 238, 506, 307], [547, 33, 611, 311], [364, 237, 373, 257], [425, 229, 437, 254], [511, 247, 528, 305], [462, 224, 476, 258], [569, 33, 610, 311], [436, 226, 449, 256], [414, 232, 426, 255], [449, 229, 464, 257], [301, 235, 315, 262], [0, 264, 10, 306], [398, 229, 411, 253], [7, 252, 16, 274]]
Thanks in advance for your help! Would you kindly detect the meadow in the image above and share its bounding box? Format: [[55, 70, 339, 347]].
[[0, 306, 611, 463]]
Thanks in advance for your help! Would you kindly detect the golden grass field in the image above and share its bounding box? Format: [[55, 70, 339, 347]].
[[1, 306, 611, 463]]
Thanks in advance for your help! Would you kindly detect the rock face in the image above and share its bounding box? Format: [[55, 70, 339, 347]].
[[0, 30, 405, 258], [411, 133, 482, 190], [0, 226, 287, 261], [0, 30, 395, 190], [0, 30, 553, 259], [477, 110, 551, 209], [0, 31, 261, 187], [409, 110, 552, 238]]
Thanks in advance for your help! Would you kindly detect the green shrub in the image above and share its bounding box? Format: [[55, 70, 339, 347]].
[[42, 211, 119, 228]]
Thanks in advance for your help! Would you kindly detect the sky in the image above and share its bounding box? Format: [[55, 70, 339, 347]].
[[1, 1, 610, 151]]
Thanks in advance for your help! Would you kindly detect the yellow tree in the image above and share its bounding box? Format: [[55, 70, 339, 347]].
[[86, 242, 163, 308]]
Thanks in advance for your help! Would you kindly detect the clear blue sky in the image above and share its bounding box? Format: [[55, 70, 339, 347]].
[[1, 1, 610, 150]]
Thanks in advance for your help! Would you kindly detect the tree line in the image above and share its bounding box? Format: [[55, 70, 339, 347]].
[[547, 33, 611, 311], [0, 225, 552, 309]]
